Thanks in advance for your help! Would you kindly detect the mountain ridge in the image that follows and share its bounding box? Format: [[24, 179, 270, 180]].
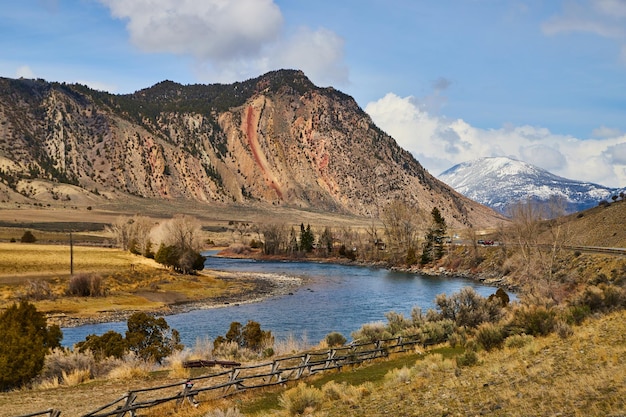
[[0, 70, 500, 228], [438, 156, 623, 214]]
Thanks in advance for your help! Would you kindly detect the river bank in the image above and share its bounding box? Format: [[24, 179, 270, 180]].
[[50, 269, 303, 328]]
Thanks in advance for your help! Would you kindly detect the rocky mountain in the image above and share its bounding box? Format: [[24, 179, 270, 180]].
[[438, 156, 623, 215], [0, 70, 499, 227]]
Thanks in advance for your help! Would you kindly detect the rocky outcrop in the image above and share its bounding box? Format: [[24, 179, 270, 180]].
[[0, 70, 499, 227]]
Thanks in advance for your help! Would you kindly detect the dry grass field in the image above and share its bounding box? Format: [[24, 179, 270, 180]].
[[0, 242, 256, 324]]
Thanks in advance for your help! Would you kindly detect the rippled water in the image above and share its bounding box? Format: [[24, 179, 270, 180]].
[[61, 253, 506, 347]]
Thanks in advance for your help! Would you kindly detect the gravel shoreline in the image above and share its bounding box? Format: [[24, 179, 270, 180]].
[[51, 270, 304, 328]]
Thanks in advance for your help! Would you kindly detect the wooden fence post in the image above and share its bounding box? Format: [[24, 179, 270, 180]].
[[177, 380, 199, 408], [115, 392, 137, 417], [223, 368, 241, 395]]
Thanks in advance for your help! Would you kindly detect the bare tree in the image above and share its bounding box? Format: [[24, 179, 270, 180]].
[[261, 223, 286, 255], [544, 196, 571, 282], [505, 199, 543, 267], [381, 200, 425, 263], [107, 216, 133, 251], [129, 215, 155, 256], [159, 215, 203, 252]]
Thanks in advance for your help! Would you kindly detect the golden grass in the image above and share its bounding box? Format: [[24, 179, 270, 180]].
[[296, 310, 626, 417], [0, 242, 137, 276], [0, 242, 257, 323], [1, 311, 624, 417]]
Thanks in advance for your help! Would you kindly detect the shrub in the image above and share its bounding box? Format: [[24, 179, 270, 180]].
[[107, 357, 151, 380], [385, 311, 411, 336], [75, 330, 128, 360], [0, 302, 62, 390], [24, 280, 53, 300], [574, 284, 626, 313], [508, 305, 556, 336], [384, 366, 412, 386], [61, 369, 92, 386], [21, 230, 36, 243], [351, 321, 391, 343], [475, 322, 505, 351], [555, 320, 573, 339], [565, 305, 591, 325], [214, 321, 273, 353], [504, 333, 534, 349], [435, 287, 504, 328], [203, 408, 245, 417], [39, 348, 95, 384], [279, 383, 324, 416], [325, 331, 347, 347], [68, 273, 104, 297], [418, 319, 456, 345], [321, 380, 343, 401], [456, 350, 479, 367]]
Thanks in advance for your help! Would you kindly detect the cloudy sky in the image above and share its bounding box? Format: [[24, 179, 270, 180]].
[[1, 0, 625, 188]]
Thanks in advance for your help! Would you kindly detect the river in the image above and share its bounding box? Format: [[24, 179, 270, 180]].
[[61, 253, 506, 348]]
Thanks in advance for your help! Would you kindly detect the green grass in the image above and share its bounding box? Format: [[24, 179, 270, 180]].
[[239, 347, 464, 415]]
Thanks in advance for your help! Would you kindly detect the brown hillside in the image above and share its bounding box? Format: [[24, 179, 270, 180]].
[[563, 199, 626, 247], [0, 71, 502, 229]]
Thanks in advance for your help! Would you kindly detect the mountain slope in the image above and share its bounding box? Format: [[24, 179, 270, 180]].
[[0, 70, 499, 227], [438, 156, 621, 214]]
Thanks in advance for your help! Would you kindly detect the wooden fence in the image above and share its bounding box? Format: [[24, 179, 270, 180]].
[[14, 335, 427, 417]]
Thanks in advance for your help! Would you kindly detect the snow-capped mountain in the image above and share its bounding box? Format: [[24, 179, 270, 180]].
[[438, 157, 623, 215]]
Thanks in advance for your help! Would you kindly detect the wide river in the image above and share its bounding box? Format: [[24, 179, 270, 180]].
[[62, 252, 506, 348]]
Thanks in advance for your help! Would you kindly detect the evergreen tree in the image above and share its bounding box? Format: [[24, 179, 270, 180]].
[[125, 312, 182, 363], [299, 223, 315, 252], [0, 302, 62, 390], [20, 230, 37, 243], [76, 330, 128, 360]]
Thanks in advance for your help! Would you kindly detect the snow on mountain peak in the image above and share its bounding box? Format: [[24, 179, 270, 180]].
[[438, 156, 622, 214]]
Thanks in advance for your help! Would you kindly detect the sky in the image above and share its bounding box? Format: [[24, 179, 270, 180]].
[[1, 0, 626, 188]]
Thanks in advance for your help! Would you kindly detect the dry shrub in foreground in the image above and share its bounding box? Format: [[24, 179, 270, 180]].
[[38, 348, 95, 384], [202, 407, 245, 417], [107, 356, 151, 380], [68, 273, 104, 297], [61, 369, 92, 386], [279, 382, 324, 416], [274, 333, 311, 356], [321, 380, 373, 406]]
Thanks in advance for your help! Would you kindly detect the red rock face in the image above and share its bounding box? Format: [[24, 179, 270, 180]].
[[0, 73, 502, 228]]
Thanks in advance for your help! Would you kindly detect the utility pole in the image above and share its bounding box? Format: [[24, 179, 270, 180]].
[[70, 232, 74, 276]]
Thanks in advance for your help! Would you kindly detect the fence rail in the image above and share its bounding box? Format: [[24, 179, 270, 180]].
[[14, 335, 427, 417]]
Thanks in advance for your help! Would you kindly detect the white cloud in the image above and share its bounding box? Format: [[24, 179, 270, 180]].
[[99, 0, 348, 87], [593, 125, 623, 138], [605, 142, 626, 164], [365, 93, 626, 188], [100, 0, 283, 60], [542, 0, 626, 63], [16, 65, 35, 79], [271, 27, 348, 87]]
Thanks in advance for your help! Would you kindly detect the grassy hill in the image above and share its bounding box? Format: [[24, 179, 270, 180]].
[[562, 199, 626, 248]]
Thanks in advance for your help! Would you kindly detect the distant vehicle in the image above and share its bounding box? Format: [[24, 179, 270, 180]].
[[478, 239, 495, 245]]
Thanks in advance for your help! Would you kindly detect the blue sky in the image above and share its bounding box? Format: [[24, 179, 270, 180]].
[[1, 0, 626, 187]]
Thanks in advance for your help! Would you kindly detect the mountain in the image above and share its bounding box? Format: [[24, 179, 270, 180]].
[[438, 156, 622, 215], [0, 70, 499, 227]]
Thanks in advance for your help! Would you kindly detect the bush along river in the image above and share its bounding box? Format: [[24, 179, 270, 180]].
[[61, 252, 511, 348]]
